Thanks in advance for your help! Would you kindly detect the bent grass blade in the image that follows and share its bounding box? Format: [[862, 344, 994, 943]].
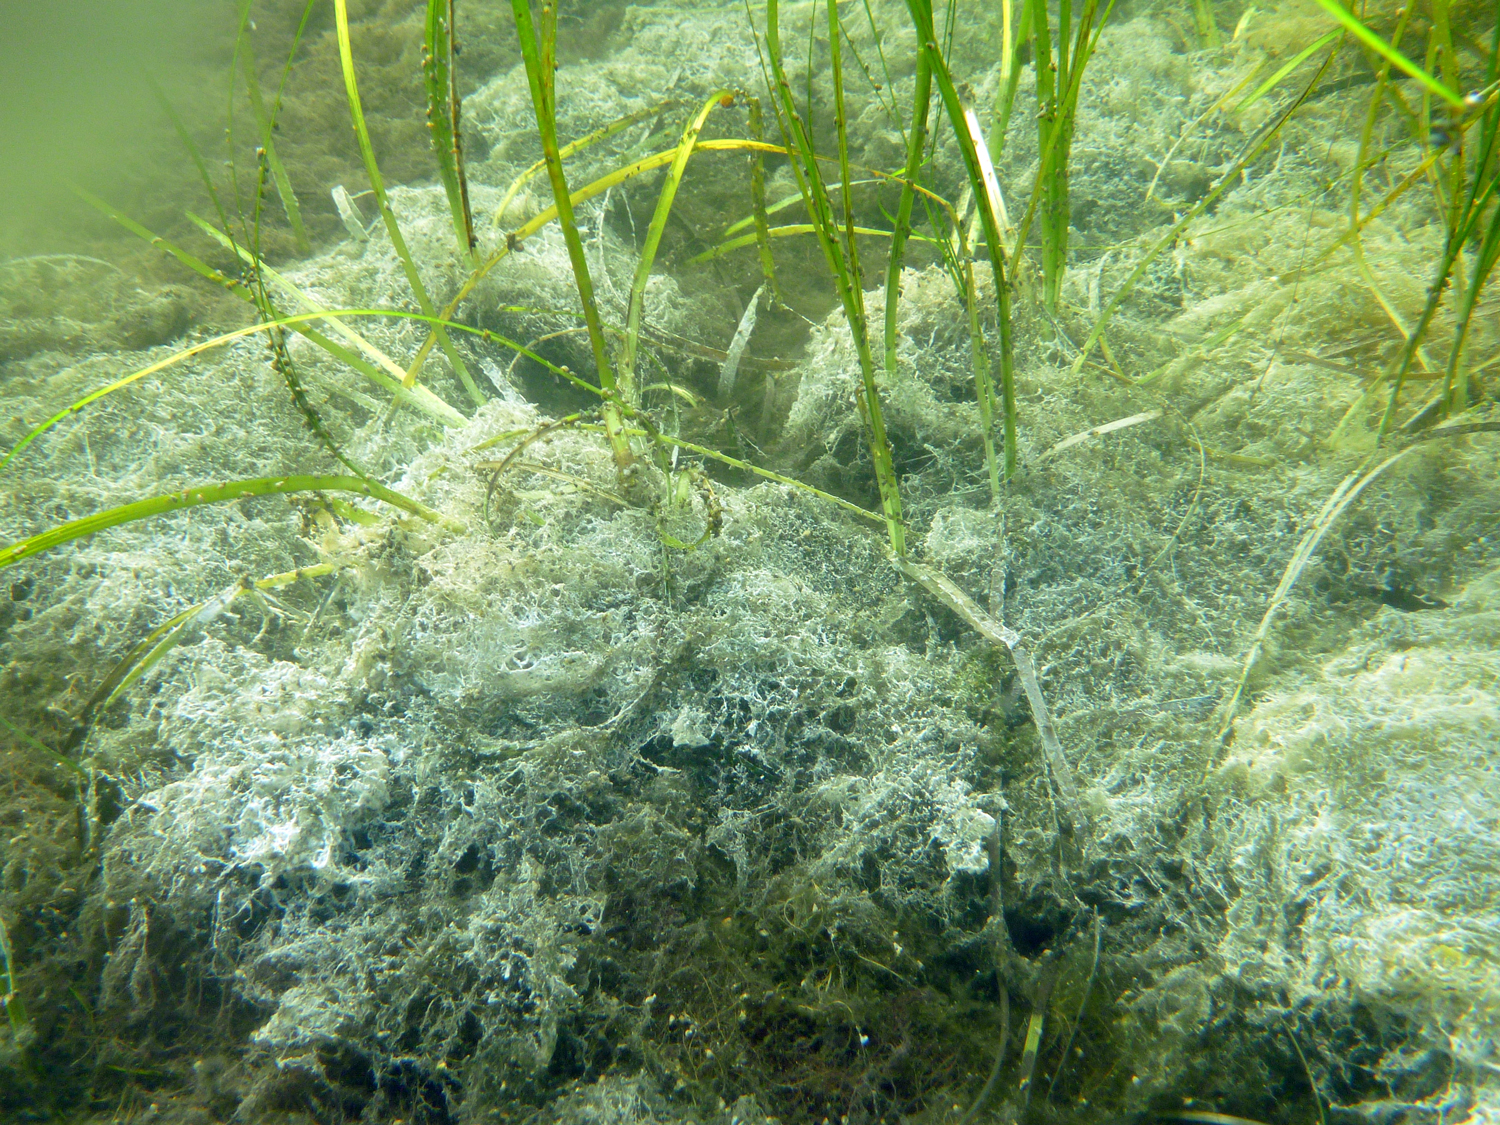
[[690, 223, 891, 263], [0, 475, 464, 572], [95, 562, 343, 712], [1233, 29, 1340, 113], [0, 308, 504, 478], [1211, 448, 1416, 762], [897, 559, 1084, 836], [71, 189, 467, 428], [0, 712, 87, 778], [3, 298, 651, 482], [492, 100, 678, 231], [189, 214, 419, 390], [414, 138, 791, 413]]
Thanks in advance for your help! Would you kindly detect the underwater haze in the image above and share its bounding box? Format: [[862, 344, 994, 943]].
[[0, 0, 232, 259], [2, 1, 1498, 1124]]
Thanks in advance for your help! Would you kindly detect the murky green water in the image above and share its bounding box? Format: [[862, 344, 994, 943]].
[[0, 0, 228, 258], [2, 2, 1497, 1123]]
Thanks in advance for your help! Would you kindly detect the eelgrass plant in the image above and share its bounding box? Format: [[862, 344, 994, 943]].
[[509, 0, 633, 469], [1368, 24, 1500, 439], [758, 0, 906, 555], [163, 5, 366, 475], [47, 0, 1480, 845], [1316, 5, 1500, 444], [424, 0, 478, 264], [1019, 0, 1105, 314], [334, 0, 485, 408], [1192, 7, 1500, 758], [904, 0, 1020, 482], [741, 0, 1082, 837]]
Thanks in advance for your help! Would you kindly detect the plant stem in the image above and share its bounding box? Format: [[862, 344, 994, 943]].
[[241, 41, 310, 254], [510, 0, 632, 468], [620, 92, 737, 404], [884, 40, 932, 378], [906, 0, 1018, 479], [425, 0, 478, 263], [333, 0, 485, 408], [762, 0, 906, 556]]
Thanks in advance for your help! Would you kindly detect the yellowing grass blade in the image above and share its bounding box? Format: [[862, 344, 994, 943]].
[[190, 215, 415, 390], [71, 188, 468, 428], [0, 310, 468, 477], [1, 475, 464, 571]]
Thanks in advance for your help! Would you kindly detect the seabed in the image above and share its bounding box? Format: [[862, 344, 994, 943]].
[[1, 2, 1497, 1123]]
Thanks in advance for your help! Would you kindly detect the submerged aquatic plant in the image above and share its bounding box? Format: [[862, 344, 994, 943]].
[[758, 0, 907, 553], [3, 0, 1488, 885], [334, 0, 484, 407], [1015, 0, 1109, 314], [1, 0, 1497, 1121], [510, 0, 635, 466], [424, 0, 478, 264]]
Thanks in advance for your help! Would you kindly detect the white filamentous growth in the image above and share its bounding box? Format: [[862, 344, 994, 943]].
[[718, 284, 765, 401], [963, 106, 1009, 235], [332, 184, 370, 242]]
